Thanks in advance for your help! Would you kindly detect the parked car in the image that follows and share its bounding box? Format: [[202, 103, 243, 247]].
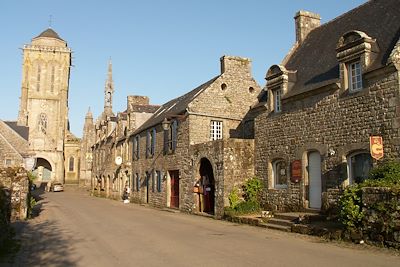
[[30, 184, 37, 191], [51, 182, 64, 192]]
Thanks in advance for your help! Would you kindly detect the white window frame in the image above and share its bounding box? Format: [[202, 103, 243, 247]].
[[272, 159, 287, 189], [210, 120, 223, 141], [348, 61, 362, 92], [273, 88, 282, 113]]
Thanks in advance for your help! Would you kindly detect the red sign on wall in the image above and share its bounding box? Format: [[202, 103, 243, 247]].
[[291, 160, 302, 183], [370, 136, 384, 160]]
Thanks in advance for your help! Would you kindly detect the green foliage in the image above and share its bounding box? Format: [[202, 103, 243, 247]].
[[370, 199, 400, 236], [27, 171, 37, 183], [225, 177, 263, 217], [27, 196, 36, 219], [338, 185, 364, 230], [368, 161, 400, 185], [243, 177, 262, 202], [228, 186, 241, 209]]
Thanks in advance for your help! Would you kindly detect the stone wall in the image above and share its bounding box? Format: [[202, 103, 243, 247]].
[[189, 139, 255, 218], [361, 187, 400, 247], [0, 167, 29, 222], [255, 65, 400, 212]]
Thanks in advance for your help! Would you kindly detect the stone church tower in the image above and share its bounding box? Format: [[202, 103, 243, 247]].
[[103, 59, 114, 118], [17, 28, 72, 183], [79, 108, 95, 187]]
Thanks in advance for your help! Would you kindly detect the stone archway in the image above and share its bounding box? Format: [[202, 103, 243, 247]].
[[198, 158, 215, 215], [32, 157, 53, 183]]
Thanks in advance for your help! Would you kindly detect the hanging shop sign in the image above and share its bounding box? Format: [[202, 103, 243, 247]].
[[291, 160, 302, 183], [370, 136, 384, 160]]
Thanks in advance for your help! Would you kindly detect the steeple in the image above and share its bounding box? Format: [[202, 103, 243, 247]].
[[85, 107, 93, 119], [104, 58, 114, 115]]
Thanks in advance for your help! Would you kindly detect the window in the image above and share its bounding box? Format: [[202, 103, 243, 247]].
[[347, 152, 372, 184], [136, 173, 140, 191], [164, 120, 178, 154], [146, 129, 156, 158], [38, 113, 48, 134], [273, 88, 282, 113], [210, 120, 222, 141], [50, 65, 55, 93], [36, 64, 41, 92], [348, 61, 362, 92], [69, 157, 74, 172], [156, 170, 162, 192], [133, 135, 140, 160], [151, 170, 155, 192], [272, 159, 287, 188], [5, 159, 12, 166]]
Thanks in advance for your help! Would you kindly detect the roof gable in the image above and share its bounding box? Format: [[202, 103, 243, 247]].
[[284, 0, 400, 94]]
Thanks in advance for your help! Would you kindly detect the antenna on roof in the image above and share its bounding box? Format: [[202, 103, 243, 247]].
[[48, 15, 52, 28]]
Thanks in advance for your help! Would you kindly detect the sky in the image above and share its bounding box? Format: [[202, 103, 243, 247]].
[[0, 0, 367, 137]]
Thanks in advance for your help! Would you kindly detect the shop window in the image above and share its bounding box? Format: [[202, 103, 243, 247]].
[[347, 152, 372, 184], [272, 159, 287, 189]]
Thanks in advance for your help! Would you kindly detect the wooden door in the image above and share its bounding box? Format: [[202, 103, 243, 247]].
[[170, 170, 179, 208]]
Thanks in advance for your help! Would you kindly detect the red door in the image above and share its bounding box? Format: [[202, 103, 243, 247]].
[[170, 170, 179, 209]]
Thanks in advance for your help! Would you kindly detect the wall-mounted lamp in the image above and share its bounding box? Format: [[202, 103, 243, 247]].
[[162, 118, 170, 131], [327, 147, 336, 157]]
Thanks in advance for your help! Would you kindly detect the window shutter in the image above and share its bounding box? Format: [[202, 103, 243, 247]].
[[152, 128, 156, 156], [146, 131, 150, 158], [172, 121, 177, 151], [137, 136, 140, 159], [152, 170, 155, 192], [163, 129, 168, 155], [132, 138, 136, 160]]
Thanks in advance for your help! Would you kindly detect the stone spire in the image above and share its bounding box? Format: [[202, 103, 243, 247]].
[[85, 107, 93, 119], [104, 58, 114, 115]]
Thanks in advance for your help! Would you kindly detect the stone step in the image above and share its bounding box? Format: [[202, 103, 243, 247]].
[[274, 213, 299, 221], [266, 218, 294, 227], [259, 222, 291, 232]]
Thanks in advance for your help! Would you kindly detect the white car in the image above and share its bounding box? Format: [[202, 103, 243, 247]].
[[51, 183, 64, 192]]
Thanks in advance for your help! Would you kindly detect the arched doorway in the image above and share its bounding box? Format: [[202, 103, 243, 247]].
[[199, 158, 215, 215], [32, 158, 52, 182]]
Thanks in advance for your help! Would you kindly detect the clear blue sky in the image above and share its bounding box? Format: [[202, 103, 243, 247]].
[[0, 0, 366, 137]]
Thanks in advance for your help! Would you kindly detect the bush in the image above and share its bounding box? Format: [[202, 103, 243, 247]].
[[368, 161, 400, 185], [338, 184, 364, 230], [228, 186, 241, 209], [243, 177, 262, 202]]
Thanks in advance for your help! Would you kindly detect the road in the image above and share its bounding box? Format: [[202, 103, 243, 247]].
[[6, 188, 400, 267]]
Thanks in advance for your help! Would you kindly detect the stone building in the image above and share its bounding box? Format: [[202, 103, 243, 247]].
[[255, 0, 400, 212], [13, 28, 80, 184], [89, 61, 159, 197], [126, 56, 261, 217], [0, 120, 30, 168], [79, 108, 95, 187]]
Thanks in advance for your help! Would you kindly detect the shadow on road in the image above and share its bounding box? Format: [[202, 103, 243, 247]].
[[1, 190, 83, 266]]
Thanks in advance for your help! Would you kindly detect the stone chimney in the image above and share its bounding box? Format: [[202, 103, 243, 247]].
[[294, 10, 320, 44], [127, 95, 149, 111], [220, 55, 251, 76]]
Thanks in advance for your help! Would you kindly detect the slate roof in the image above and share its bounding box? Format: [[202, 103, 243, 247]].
[[133, 76, 219, 134], [284, 0, 400, 98], [0, 120, 29, 156], [4, 121, 29, 141], [34, 28, 64, 41]]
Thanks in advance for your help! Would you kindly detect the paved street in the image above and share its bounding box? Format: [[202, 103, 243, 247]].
[[6, 188, 400, 267]]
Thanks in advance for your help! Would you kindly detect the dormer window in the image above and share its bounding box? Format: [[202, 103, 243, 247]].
[[336, 30, 379, 93], [348, 61, 362, 92], [273, 88, 282, 113]]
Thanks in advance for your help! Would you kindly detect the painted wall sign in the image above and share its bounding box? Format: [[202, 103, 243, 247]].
[[370, 136, 384, 160], [291, 160, 302, 183]]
